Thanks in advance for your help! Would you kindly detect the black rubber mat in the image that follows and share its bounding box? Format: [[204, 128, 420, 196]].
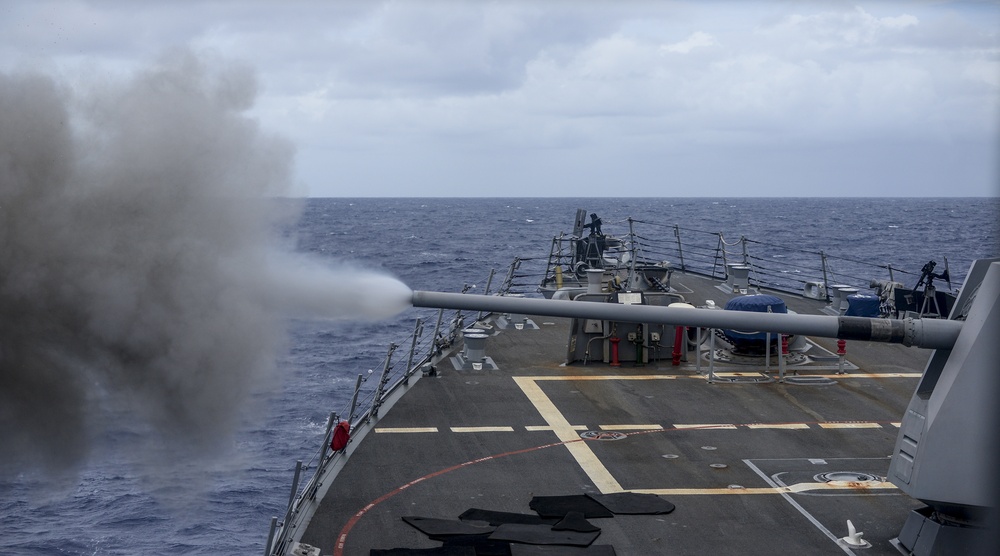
[[440, 533, 513, 556], [459, 508, 557, 526], [403, 516, 497, 537], [488, 524, 600, 546], [551, 512, 599, 533], [509, 546, 617, 555], [585, 493, 675, 515], [370, 547, 476, 555], [528, 496, 614, 519]]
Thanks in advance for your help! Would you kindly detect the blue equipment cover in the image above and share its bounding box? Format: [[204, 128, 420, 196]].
[[722, 294, 787, 344], [845, 293, 880, 317]]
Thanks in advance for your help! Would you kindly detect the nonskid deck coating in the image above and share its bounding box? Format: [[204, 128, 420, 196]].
[[300, 272, 929, 555]]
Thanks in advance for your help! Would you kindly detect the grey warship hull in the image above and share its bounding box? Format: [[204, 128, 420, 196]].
[[268, 210, 997, 556]]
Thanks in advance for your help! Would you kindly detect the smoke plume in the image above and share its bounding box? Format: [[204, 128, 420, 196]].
[[0, 51, 407, 478]]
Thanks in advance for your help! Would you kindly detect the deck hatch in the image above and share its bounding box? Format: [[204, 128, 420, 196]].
[[814, 472, 882, 483]]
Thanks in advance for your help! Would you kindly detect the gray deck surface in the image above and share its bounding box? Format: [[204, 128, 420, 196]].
[[300, 271, 929, 555]]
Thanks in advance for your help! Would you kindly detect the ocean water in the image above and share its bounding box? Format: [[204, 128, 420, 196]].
[[1, 197, 997, 555]]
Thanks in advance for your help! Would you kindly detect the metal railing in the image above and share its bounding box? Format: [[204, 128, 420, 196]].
[[541, 219, 922, 302]]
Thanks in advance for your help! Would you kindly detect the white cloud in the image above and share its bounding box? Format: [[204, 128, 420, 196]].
[[0, 1, 996, 196], [880, 13, 919, 30], [661, 31, 717, 53], [764, 6, 920, 49]]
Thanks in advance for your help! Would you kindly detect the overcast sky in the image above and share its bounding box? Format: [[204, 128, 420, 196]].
[[2, 1, 998, 197]]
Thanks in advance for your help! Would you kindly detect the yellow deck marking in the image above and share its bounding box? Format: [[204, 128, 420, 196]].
[[526, 373, 919, 381], [633, 481, 897, 496], [837, 373, 921, 378], [450, 426, 514, 433], [525, 425, 588, 432], [375, 427, 439, 433], [673, 423, 738, 430], [746, 423, 811, 429], [818, 422, 882, 429], [890, 422, 902, 427], [513, 377, 623, 493], [530, 375, 683, 381], [599, 424, 663, 431]]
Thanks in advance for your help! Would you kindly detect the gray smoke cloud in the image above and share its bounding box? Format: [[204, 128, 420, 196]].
[[0, 51, 408, 479]]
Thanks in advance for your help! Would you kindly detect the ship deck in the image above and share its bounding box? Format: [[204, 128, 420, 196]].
[[300, 270, 929, 555]]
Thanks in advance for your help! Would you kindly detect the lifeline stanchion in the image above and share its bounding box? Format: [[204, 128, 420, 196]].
[[778, 334, 787, 382], [708, 329, 716, 383]]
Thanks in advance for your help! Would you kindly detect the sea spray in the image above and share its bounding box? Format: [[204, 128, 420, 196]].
[[0, 51, 409, 481]]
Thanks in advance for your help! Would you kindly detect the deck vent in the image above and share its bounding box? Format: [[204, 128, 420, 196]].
[[291, 543, 321, 556]]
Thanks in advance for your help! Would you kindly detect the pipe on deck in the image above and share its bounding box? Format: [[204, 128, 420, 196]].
[[410, 290, 962, 350]]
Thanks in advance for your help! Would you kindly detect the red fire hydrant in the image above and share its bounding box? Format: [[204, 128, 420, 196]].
[[609, 335, 621, 367], [837, 339, 847, 374], [672, 326, 685, 366]]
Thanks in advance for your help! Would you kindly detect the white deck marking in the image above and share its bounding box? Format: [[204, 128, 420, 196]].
[[743, 459, 859, 555], [634, 481, 896, 496], [375, 427, 439, 433], [673, 423, 738, 430], [525, 425, 588, 432], [599, 424, 663, 431], [513, 376, 624, 493], [450, 426, 514, 433]]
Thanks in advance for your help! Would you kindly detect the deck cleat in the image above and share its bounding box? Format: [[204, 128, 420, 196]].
[[839, 520, 872, 549]]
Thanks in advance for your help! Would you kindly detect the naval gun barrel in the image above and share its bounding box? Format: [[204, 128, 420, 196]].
[[410, 291, 962, 350]]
